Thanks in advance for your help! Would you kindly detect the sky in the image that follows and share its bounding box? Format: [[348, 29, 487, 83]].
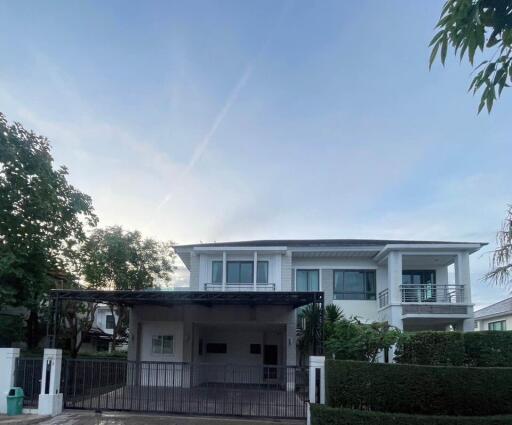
[[0, 0, 511, 308]]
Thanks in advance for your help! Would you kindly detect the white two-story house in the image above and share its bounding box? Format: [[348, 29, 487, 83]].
[[125, 238, 484, 371]]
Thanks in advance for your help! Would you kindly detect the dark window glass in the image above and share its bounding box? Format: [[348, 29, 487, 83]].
[[106, 315, 115, 329], [296, 270, 319, 291], [401, 270, 437, 302], [240, 262, 253, 283], [227, 261, 254, 284], [488, 320, 506, 331], [333, 270, 376, 300], [206, 343, 227, 354], [257, 261, 269, 283], [250, 344, 261, 354], [212, 261, 223, 283]]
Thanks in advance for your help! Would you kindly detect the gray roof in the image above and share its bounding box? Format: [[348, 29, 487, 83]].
[[475, 297, 512, 319], [175, 238, 486, 249]]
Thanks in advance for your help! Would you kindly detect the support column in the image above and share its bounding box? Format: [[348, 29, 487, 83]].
[[253, 251, 258, 291], [38, 349, 63, 416], [222, 251, 227, 291], [387, 251, 402, 305], [308, 355, 325, 405], [0, 348, 20, 414], [455, 252, 471, 303]]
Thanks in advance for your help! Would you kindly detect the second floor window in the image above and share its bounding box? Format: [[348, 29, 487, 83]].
[[296, 269, 319, 291], [212, 260, 269, 283], [105, 314, 115, 329], [334, 270, 376, 300]]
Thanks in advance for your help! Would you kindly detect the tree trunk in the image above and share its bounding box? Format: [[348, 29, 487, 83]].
[[26, 309, 40, 349]]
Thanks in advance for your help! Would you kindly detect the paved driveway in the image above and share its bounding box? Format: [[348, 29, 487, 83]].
[[36, 411, 305, 425]]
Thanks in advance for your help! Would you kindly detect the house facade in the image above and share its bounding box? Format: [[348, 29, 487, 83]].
[[126, 239, 484, 369], [475, 297, 512, 331], [79, 305, 120, 353]]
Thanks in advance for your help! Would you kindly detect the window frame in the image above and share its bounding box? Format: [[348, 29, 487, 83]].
[[332, 269, 377, 300], [151, 335, 174, 355], [295, 269, 320, 292], [488, 320, 506, 331], [105, 314, 115, 330], [212, 261, 223, 284], [213, 260, 269, 284]]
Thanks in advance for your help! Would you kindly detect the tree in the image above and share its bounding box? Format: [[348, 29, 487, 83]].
[[0, 113, 97, 347], [80, 226, 175, 350], [325, 317, 401, 363], [430, 0, 512, 113], [485, 205, 512, 286]]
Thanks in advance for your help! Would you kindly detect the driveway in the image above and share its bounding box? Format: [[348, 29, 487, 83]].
[[35, 411, 305, 425]]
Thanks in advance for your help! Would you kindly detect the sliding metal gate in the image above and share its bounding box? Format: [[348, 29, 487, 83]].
[[62, 359, 309, 418]]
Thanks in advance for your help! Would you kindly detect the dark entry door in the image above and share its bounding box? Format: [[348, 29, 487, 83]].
[[263, 344, 278, 379]]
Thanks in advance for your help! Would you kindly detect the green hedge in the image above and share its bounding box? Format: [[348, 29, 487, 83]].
[[326, 360, 512, 416], [395, 331, 512, 367], [311, 405, 512, 425], [464, 332, 512, 367], [395, 331, 465, 365]]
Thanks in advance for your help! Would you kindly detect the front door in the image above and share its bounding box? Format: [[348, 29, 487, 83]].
[[263, 344, 278, 379]]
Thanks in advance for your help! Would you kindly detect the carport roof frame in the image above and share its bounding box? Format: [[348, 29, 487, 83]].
[[49, 289, 323, 308]]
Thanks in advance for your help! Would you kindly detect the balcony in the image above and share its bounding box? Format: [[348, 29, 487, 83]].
[[379, 284, 468, 312], [204, 283, 276, 292], [400, 284, 465, 304]]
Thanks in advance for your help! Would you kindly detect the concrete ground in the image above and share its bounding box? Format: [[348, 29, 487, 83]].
[[0, 411, 305, 425]]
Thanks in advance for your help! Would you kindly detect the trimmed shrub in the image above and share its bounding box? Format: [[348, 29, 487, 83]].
[[395, 331, 465, 365], [311, 405, 512, 425], [326, 360, 512, 416], [395, 331, 512, 367], [464, 332, 512, 367]]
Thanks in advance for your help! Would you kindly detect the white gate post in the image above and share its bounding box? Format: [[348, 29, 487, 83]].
[[308, 355, 326, 425], [0, 348, 20, 414], [308, 355, 325, 404], [38, 349, 63, 416]]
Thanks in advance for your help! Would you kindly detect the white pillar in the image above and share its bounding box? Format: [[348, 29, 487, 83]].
[[0, 348, 20, 414], [222, 251, 227, 291], [38, 349, 63, 416], [455, 252, 471, 303], [253, 251, 258, 291], [308, 355, 325, 405], [387, 251, 402, 304]]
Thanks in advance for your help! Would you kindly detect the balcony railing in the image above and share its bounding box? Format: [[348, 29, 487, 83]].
[[400, 284, 465, 304], [204, 283, 276, 292]]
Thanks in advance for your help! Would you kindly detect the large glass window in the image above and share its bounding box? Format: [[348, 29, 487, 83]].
[[257, 261, 269, 283], [296, 269, 319, 291], [488, 320, 506, 331], [333, 270, 376, 300], [227, 261, 253, 283], [212, 261, 223, 283], [402, 270, 436, 302], [219, 261, 269, 284]]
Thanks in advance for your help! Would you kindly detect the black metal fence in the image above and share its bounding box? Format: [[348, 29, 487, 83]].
[[62, 359, 309, 418], [14, 357, 43, 408]]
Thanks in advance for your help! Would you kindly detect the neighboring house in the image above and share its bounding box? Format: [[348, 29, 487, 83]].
[[474, 297, 512, 331], [80, 305, 126, 353], [123, 238, 484, 369]]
